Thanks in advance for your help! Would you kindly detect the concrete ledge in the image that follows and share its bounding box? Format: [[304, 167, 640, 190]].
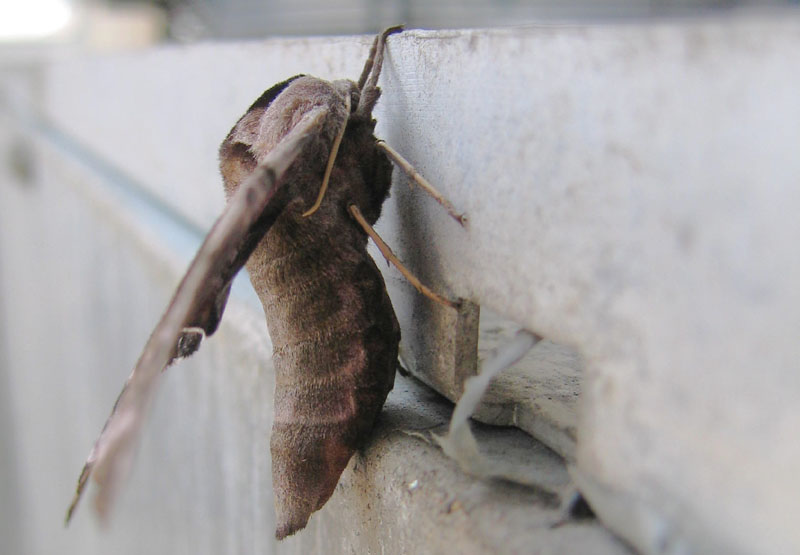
[[0, 122, 626, 553]]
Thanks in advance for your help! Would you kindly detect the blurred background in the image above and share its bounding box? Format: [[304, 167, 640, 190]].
[[1, 0, 799, 48]]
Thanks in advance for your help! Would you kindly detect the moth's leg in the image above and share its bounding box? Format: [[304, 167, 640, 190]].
[[377, 141, 467, 226], [357, 25, 403, 117], [303, 94, 351, 217], [357, 29, 386, 90], [348, 203, 459, 309]]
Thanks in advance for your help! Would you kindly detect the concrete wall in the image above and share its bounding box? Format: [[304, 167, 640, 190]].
[[2, 14, 800, 554]]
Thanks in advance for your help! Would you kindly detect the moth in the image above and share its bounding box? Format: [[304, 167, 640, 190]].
[[66, 26, 465, 539]]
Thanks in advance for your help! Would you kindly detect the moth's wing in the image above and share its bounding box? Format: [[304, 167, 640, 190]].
[[66, 105, 332, 525], [175, 78, 306, 358]]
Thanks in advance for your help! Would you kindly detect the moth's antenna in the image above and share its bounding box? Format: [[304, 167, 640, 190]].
[[356, 25, 403, 117]]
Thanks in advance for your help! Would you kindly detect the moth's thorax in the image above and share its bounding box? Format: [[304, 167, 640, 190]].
[[219, 76, 376, 206], [220, 70, 396, 350], [251, 77, 347, 162]]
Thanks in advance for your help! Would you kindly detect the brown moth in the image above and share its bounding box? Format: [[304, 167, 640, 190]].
[[66, 26, 464, 540]]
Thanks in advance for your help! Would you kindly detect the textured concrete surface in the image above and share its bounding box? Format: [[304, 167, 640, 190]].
[[3, 15, 800, 554], [0, 117, 627, 553], [1, 54, 624, 555]]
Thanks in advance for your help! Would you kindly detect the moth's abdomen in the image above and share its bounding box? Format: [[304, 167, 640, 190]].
[[247, 222, 399, 539]]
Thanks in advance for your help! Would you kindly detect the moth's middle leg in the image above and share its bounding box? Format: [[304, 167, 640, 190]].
[[348, 203, 460, 309], [349, 141, 467, 308]]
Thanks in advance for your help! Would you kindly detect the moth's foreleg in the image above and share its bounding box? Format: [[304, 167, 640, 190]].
[[377, 140, 467, 226], [357, 25, 403, 90], [356, 25, 403, 117], [303, 94, 351, 218], [348, 203, 459, 309]]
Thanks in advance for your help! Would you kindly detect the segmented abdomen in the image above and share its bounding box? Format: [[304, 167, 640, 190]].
[[246, 205, 399, 539]]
